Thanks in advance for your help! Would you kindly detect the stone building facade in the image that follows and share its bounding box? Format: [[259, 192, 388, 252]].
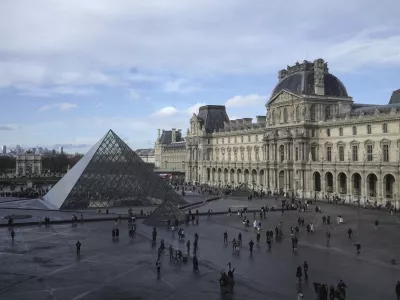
[[135, 149, 155, 164], [185, 58, 400, 208], [16, 152, 42, 176], [154, 128, 186, 173]]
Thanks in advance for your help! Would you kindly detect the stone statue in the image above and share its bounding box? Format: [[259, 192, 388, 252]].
[[308, 151, 312, 161], [378, 151, 382, 162], [301, 104, 306, 117]]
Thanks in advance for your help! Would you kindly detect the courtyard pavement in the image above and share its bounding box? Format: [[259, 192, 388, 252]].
[[0, 200, 399, 299]]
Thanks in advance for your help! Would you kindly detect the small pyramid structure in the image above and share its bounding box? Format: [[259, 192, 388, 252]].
[[43, 130, 186, 210], [144, 200, 186, 226]]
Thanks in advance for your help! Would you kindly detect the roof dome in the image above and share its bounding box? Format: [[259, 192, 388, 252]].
[[270, 59, 348, 98]]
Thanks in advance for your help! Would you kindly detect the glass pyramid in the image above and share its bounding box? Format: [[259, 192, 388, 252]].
[[43, 130, 186, 210], [143, 199, 187, 226]]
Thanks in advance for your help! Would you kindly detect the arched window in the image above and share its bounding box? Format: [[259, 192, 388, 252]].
[[295, 106, 300, 121], [310, 105, 316, 121], [279, 145, 285, 162], [352, 126, 357, 135], [283, 108, 288, 123], [382, 123, 388, 133], [325, 105, 331, 119]]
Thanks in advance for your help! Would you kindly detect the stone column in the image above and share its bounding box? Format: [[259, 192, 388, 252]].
[[347, 176, 352, 202]]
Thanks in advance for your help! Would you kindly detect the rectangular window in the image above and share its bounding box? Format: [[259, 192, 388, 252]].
[[311, 129, 315, 137], [367, 125, 371, 134], [248, 136, 251, 142], [352, 145, 358, 161], [339, 146, 344, 161], [222, 138, 224, 144], [326, 129, 330, 137], [256, 135, 258, 141], [383, 145, 389, 162], [367, 145, 373, 161], [311, 147, 317, 161], [234, 137, 237, 143], [326, 146, 332, 162], [207, 139, 210, 144], [339, 128, 343, 136], [295, 147, 299, 161]]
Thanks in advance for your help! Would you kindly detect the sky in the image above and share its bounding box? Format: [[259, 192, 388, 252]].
[[1, 0, 400, 154]]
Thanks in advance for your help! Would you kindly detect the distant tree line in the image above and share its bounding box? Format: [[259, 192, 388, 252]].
[[42, 154, 83, 173], [0, 156, 15, 173]]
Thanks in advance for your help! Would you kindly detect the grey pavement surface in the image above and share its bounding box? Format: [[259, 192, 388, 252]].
[[1, 200, 399, 299], [0, 193, 208, 225]]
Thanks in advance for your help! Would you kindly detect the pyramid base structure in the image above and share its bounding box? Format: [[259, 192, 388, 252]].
[[230, 183, 253, 197], [143, 200, 187, 226], [43, 129, 186, 210]]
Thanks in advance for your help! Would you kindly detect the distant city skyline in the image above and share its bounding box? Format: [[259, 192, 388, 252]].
[[1, 1, 399, 153]]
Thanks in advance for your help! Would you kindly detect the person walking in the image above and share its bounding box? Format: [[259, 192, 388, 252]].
[[156, 259, 161, 278], [10, 230, 15, 241], [303, 261, 308, 279], [296, 266, 302, 281], [395, 281, 400, 300], [76, 241, 81, 255]]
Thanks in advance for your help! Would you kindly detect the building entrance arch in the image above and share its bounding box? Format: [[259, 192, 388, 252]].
[[337, 172, 347, 194], [325, 172, 333, 193], [244, 169, 249, 183], [383, 174, 396, 199], [352, 173, 362, 196], [313, 172, 321, 191], [367, 173, 378, 198]]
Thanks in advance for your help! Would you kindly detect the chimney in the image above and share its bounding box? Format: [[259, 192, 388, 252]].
[[157, 129, 161, 139], [171, 128, 176, 143], [313, 58, 325, 95], [243, 118, 253, 124], [256, 116, 267, 123]]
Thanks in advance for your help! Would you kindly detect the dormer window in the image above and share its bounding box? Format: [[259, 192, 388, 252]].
[[382, 123, 388, 133]]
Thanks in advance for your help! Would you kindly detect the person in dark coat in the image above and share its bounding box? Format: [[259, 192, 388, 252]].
[[296, 266, 302, 281], [76, 241, 81, 255], [329, 284, 335, 300], [303, 261, 309, 279], [396, 281, 400, 300], [318, 284, 328, 300]]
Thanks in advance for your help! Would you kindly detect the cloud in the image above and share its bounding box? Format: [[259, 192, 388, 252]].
[[187, 102, 206, 115], [225, 94, 266, 108], [38, 102, 78, 112], [151, 106, 180, 118], [164, 79, 200, 93], [127, 89, 140, 100], [0, 0, 399, 99], [0, 125, 13, 130]]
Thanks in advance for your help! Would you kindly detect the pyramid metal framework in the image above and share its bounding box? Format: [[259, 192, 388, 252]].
[[144, 200, 187, 226], [43, 130, 186, 210]]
